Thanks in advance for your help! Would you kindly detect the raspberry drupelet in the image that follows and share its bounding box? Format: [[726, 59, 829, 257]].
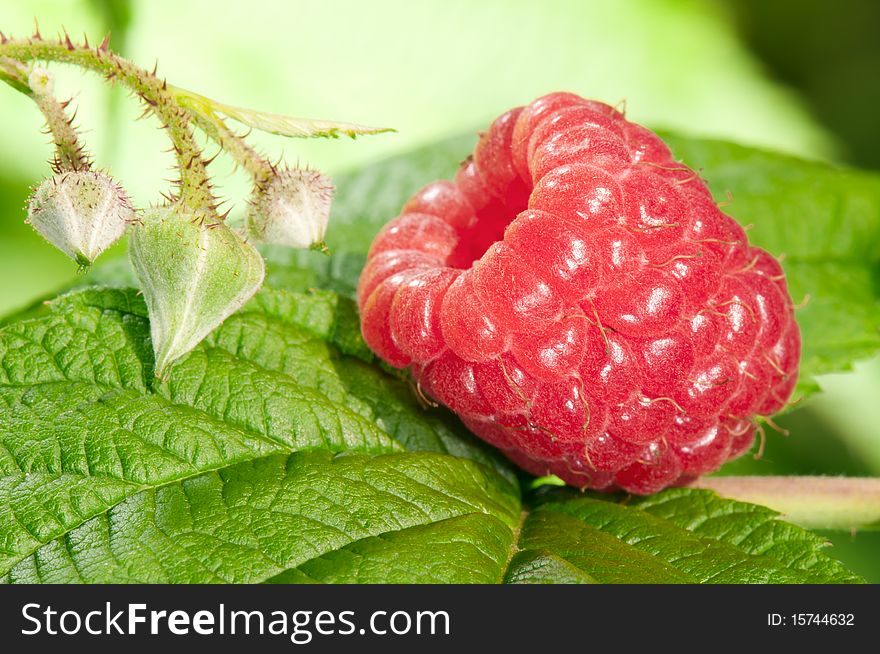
[[357, 92, 800, 494]]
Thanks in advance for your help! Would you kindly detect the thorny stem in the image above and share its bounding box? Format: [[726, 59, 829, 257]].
[[6, 61, 92, 172], [171, 85, 274, 186], [691, 476, 880, 531], [0, 32, 216, 215], [0, 54, 28, 93]]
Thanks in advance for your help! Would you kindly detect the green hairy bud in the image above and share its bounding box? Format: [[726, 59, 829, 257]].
[[26, 171, 133, 267], [129, 207, 265, 377], [247, 168, 333, 250]]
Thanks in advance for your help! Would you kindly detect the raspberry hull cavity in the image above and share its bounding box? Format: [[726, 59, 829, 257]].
[[358, 93, 801, 494]]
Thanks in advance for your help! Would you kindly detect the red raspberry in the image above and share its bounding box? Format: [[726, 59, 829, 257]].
[[357, 93, 801, 494]]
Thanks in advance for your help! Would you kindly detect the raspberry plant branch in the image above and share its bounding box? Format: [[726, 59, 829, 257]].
[[692, 476, 880, 531], [173, 88, 275, 186], [27, 68, 91, 172], [0, 26, 394, 376], [0, 31, 393, 216], [0, 32, 216, 214], [0, 53, 28, 92], [0, 59, 91, 172]]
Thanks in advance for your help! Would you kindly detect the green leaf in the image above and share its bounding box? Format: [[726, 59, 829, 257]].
[[0, 285, 519, 581], [504, 488, 862, 584], [4, 451, 519, 583], [265, 513, 515, 584], [172, 85, 395, 140]]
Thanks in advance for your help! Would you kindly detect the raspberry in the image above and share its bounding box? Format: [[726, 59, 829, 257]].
[[357, 93, 801, 494]]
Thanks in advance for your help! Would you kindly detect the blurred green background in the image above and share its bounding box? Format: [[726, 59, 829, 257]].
[[1, 0, 878, 580]]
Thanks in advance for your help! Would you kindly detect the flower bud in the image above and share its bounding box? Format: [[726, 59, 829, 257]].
[[26, 171, 133, 267], [28, 66, 54, 96], [247, 168, 333, 249], [129, 207, 266, 377]]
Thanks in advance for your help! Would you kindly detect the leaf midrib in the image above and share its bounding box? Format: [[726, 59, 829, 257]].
[[498, 509, 527, 584]]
